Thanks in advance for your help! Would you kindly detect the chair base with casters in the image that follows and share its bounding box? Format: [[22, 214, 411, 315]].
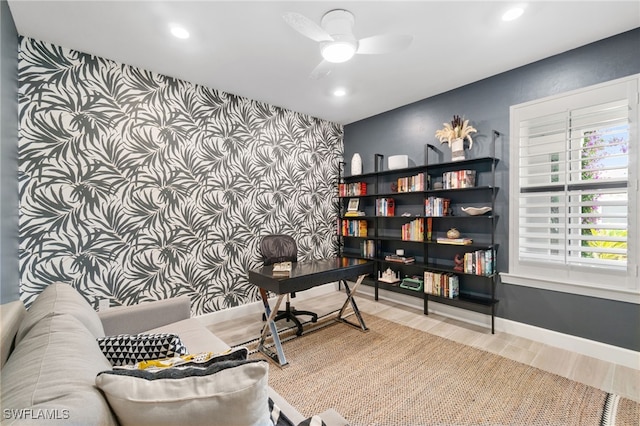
[[262, 294, 318, 336], [275, 294, 318, 336]]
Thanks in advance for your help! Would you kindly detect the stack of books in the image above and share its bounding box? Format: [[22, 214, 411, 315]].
[[436, 237, 473, 245], [384, 254, 415, 264], [272, 261, 292, 277]]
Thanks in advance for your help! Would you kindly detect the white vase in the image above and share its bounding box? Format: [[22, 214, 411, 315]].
[[451, 138, 466, 162], [351, 153, 362, 175]]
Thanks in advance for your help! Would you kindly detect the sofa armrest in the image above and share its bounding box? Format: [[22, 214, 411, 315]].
[[1, 301, 26, 369], [98, 296, 191, 336], [316, 409, 350, 426]]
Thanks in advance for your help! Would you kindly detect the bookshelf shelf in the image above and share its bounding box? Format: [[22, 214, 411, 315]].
[[337, 131, 501, 333]]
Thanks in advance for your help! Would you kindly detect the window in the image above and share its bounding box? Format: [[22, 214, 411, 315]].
[[504, 75, 639, 303]]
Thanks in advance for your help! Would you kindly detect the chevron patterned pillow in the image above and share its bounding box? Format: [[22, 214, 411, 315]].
[[97, 333, 187, 366]]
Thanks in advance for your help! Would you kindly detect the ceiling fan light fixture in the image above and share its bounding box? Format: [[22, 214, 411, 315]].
[[321, 41, 356, 63]]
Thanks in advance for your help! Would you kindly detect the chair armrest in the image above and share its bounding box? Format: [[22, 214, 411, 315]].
[[98, 296, 191, 336]]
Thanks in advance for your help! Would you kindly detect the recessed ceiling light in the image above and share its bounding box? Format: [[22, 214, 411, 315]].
[[502, 7, 524, 22], [333, 88, 347, 97], [170, 25, 190, 39]]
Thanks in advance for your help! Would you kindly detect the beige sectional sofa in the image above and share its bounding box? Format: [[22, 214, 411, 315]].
[[0, 283, 347, 426]]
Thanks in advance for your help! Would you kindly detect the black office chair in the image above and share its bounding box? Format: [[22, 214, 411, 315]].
[[260, 235, 318, 336]]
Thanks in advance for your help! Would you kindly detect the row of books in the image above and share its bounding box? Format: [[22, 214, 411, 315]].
[[396, 173, 427, 193], [463, 249, 494, 276], [339, 182, 367, 197], [401, 218, 424, 241], [424, 271, 459, 299], [375, 198, 395, 217], [340, 219, 368, 237], [442, 170, 476, 189], [360, 240, 375, 258], [424, 197, 451, 217]]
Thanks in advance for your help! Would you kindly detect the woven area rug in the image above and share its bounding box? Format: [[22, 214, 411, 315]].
[[246, 314, 639, 426]]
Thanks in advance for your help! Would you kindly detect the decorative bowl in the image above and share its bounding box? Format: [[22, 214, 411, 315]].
[[461, 206, 492, 216], [446, 228, 460, 239]]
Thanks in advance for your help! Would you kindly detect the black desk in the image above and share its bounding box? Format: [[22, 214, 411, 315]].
[[248, 257, 374, 366]]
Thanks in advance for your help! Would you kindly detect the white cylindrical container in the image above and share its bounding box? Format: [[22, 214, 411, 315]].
[[351, 153, 362, 175]]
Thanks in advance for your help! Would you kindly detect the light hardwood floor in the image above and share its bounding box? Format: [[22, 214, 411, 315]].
[[206, 289, 639, 403]]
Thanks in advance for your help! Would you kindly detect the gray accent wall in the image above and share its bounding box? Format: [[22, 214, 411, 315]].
[[344, 28, 640, 351], [0, 0, 19, 304]]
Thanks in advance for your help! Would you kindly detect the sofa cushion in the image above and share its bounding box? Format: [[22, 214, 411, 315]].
[[1, 312, 117, 425], [144, 317, 230, 353], [96, 359, 271, 426], [97, 333, 188, 366], [15, 283, 104, 346]]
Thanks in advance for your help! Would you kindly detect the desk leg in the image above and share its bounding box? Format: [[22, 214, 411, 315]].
[[337, 274, 368, 332], [257, 288, 288, 367]]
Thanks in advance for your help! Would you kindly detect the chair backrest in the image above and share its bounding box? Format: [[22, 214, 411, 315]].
[[260, 235, 297, 265]]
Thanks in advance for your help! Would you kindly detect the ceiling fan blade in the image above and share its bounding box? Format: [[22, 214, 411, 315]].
[[356, 34, 413, 55], [309, 60, 333, 80], [283, 12, 333, 42]]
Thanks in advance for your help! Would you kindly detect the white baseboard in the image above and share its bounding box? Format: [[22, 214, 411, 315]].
[[356, 285, 640, 371], [197, 283, 639, 370], [497, 317, 640, 370]]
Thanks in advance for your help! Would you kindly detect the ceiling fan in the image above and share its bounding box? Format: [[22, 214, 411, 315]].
[[283, 9, 413, 79]]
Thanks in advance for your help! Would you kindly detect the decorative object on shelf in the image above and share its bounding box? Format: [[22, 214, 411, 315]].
[[396, 249, 405, 256], [388, 155, 408, 170], [390, 182, 398, 192], [379, 267, 400, 283], [461, 206, 492, 216], [400, 276, 424, 291], [345, 198, 364, 217], [446, 228, 460, 239], [453, 253, 464, 272], [433, 182, 443, 190], [435, 115, 477, 161], [351, 153, 362, 175]]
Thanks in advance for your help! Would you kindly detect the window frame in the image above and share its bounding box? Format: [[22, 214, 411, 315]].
[[502, 74, 639, 304]]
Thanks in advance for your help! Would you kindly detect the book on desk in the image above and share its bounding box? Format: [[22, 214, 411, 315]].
[[272, 261, 292, 277]]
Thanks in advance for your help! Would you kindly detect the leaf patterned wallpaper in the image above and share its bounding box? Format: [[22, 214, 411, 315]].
[[18, 37, 343, 315]]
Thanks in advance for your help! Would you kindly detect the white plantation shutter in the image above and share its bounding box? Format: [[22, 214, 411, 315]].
[[506, 75, 639, 301], [518, 101, 628, 268]]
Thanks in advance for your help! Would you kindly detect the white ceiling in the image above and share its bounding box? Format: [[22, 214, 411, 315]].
[[7, 1, 640, 125]]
